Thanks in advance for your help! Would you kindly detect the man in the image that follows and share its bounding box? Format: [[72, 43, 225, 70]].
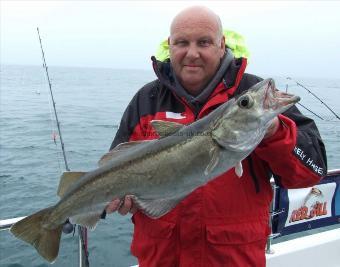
[[105, 6, 327, 267]]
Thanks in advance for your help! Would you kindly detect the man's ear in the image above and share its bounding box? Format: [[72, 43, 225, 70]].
[[221, 35, 226, 50], [220, 35, 226, 57], [168, 37, 171, 45]]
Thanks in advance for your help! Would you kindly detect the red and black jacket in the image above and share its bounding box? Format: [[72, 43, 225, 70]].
[[111, 55, 327, 185], [110, 54, 327, 267]]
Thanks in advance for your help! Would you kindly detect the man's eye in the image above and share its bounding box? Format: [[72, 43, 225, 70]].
[[174, 40, 188, 47], [198, 40, 211, 47]]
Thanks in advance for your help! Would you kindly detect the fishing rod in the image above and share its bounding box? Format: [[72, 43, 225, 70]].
[[285, 79, 325, 120], [37, 27, 70, 171], [36, 27, 89, 267], [287, 77, 340, 120], [297, 103, 325, 121]]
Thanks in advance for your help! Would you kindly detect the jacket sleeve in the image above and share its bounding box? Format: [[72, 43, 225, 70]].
[[254, 105, 327, 188], [110, 81, 159, 150], [110, 93, 141, 150]]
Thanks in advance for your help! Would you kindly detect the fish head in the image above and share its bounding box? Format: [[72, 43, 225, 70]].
[[212, 78, 300, 152]]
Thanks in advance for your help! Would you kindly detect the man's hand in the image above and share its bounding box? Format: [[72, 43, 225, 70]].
[[264, 116, 280, 139], [106, 195, 137, 215]]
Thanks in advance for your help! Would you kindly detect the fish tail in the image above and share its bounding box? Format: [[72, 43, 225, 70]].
[[10, 206, 63, 263]]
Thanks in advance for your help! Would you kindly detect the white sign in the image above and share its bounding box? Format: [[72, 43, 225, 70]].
[[165, 111, 186, 119], [285, 183, 336, 227]]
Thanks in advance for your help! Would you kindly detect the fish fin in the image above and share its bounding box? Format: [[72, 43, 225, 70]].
[[235, 161, 243, 178], [10, 207, 62, 263], [150, 120, 184, 138], [57, 171, 86, 198], [98, 140, 151, 166], [132, 195, 184, 219], [69, 212, 102, 230], [204, 146, 220, 176]]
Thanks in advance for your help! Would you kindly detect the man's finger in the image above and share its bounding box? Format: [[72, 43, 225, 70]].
[[118, 196, 132, 215], [106, 198, 121, 214], [264, 116, 280, 139], [130, 205, 138, 214]]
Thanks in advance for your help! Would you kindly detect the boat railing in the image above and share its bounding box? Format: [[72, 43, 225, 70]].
[[266, 180, 283, 254], [0, 216, 26, 231]]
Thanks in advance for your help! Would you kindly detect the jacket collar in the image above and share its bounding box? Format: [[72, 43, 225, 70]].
[[151, 49, 245, 107]]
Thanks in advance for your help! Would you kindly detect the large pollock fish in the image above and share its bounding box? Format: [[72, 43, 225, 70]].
[[10, 79, 300, 263]]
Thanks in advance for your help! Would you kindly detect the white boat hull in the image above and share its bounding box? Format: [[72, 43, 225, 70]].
[[266, 228, 340, 267]]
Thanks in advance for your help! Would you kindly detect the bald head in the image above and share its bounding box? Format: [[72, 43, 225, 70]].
[[170, 6, 223, 40], [168, 6, 226, 95]]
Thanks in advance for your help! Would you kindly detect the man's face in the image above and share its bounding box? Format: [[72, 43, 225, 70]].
[[169, 19, 225, 95]]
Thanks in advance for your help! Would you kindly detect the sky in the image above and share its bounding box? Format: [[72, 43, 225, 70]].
[[1, 1, 340, 79]]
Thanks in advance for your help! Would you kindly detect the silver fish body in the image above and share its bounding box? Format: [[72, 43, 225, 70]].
[[10, 78, 300, 263]]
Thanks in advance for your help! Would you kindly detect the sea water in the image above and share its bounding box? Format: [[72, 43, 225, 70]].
[[0, 65, 339, 267]]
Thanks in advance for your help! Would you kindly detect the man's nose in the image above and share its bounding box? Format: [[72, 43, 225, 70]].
[[186, 43, 200, 59]]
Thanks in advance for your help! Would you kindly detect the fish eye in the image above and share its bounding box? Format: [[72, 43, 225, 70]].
[[238, 95, 254, 109]]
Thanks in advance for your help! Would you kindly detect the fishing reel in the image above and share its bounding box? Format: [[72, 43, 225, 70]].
[[62, 219, 75, 234]]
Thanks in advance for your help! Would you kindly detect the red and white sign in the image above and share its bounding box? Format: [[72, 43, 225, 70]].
[[285, 183, 336, 227]]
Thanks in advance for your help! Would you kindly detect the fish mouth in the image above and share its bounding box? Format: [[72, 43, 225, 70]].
[[263, 79, 300, 111]]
